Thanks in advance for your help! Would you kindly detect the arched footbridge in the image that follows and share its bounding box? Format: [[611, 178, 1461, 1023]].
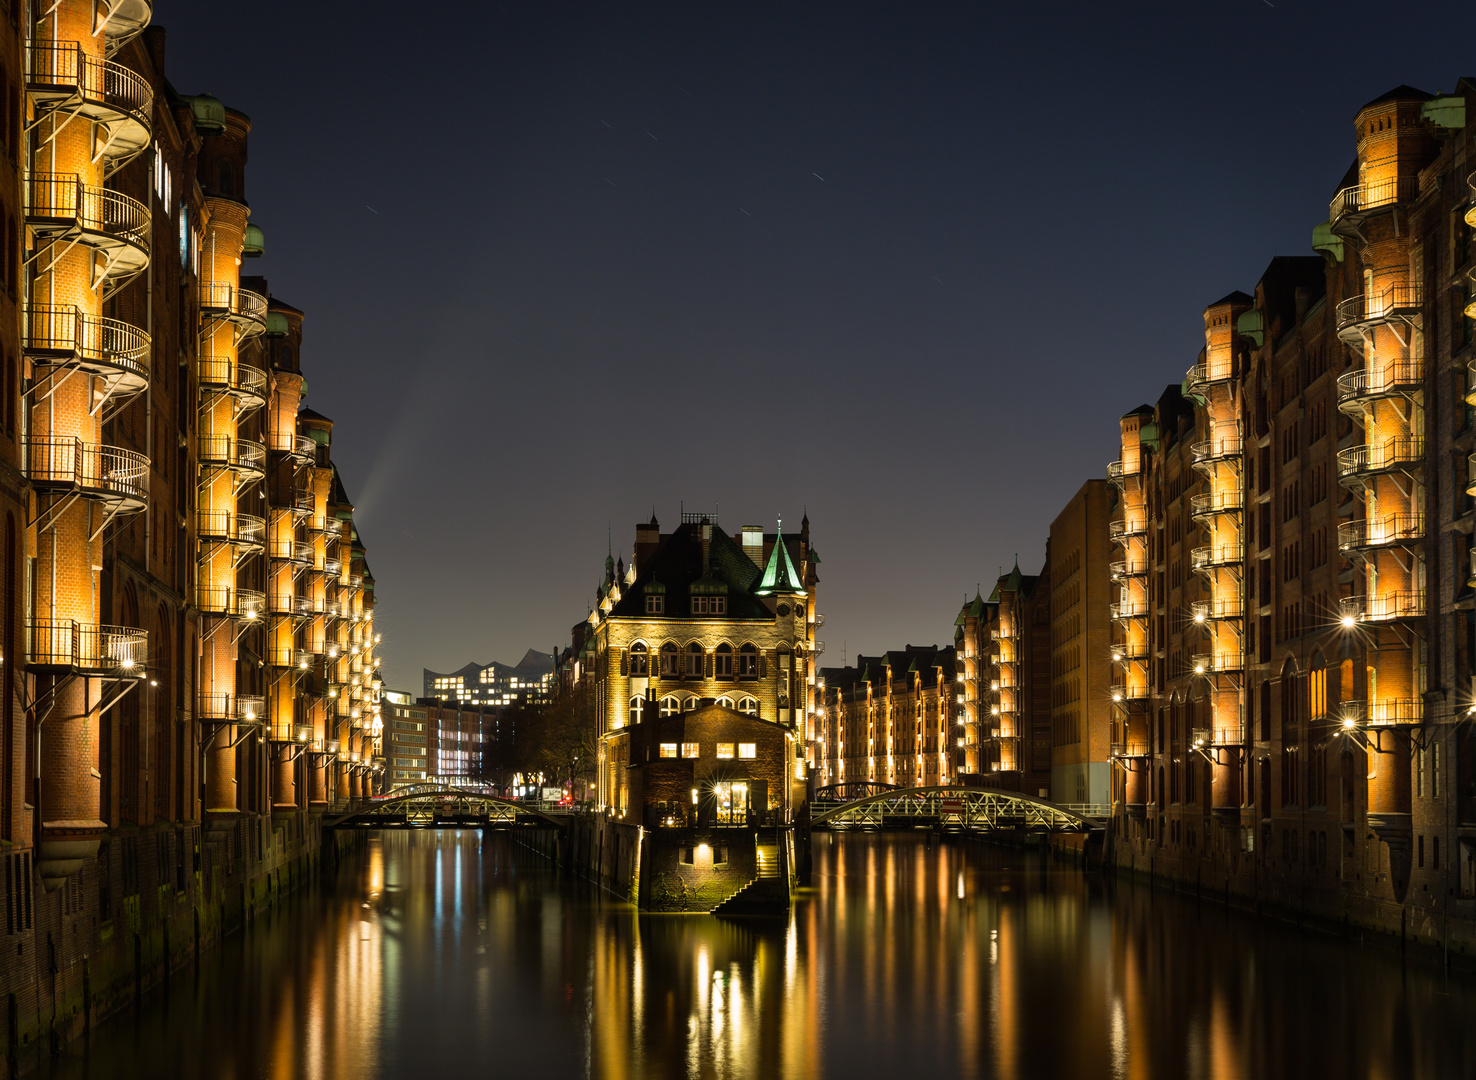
[[809, 785, 1106, 833], [325, 786, 572, 830]]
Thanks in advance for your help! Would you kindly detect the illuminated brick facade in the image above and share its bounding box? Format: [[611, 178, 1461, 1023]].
[[0, 10, 381, 1060], [565, 513, 818, 822], [1105, 81, 1476, 946]]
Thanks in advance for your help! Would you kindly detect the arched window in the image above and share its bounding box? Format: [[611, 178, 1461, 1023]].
[[685, 642, 704, 678], [630, 697, 645, 725], [715, 696, 734, 709], [738, 643, 758, 678], [659, 643, 678, 677], [682, 696, 698, 712], [659, 696, 680, 717], [629, 642, 649, 676], [738, 696, 758, 717], [714, 643, 734, 679]]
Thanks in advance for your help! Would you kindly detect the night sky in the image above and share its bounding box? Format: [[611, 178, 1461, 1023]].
[[156, 2, 1475, 692]]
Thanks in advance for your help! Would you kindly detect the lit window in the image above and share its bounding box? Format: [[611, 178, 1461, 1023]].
[[630, 697, 646, 724], [714, 643, 734, 678], [738, 697, 759, 717], [659, 743, 678, 758], [659, 696, 680, 717], [716, 743, 735, 759], [682, 742, 699, 758], [738, 743, 757, 759]]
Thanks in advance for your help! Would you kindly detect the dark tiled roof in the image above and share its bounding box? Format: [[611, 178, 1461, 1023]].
[[1208, 290, 1254, 308], [609, 523, 774, 620], [1359, 85, 1432, 110]]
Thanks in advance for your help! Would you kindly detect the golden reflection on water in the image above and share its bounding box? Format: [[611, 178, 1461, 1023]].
[[35, 829, 1476, 1080]]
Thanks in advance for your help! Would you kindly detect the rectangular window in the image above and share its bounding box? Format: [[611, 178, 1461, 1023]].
[[716, 743, 735, 760], [713, 846, 728, 866], [738, 743, 757, 759], [645, 595, 663, 614], [659, 743, 678, 758], [681, 742, 699, 758]]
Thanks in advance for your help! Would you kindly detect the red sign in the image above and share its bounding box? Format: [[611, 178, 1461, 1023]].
[[941, 799, 963, 813]]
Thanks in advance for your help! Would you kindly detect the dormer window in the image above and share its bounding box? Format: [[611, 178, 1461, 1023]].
[[646, 594, 663, 614], [691, 595, 726, 615]]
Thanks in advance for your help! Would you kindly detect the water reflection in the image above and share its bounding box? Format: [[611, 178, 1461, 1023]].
[[39, 831, 1476, 1080]]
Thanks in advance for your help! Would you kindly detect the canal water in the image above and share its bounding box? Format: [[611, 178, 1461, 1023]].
[[36, 830, 1476, 1080]]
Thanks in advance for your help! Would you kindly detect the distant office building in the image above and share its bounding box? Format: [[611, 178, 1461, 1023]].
[[382, 689, 520, 788], [423, 650, 555, 708]]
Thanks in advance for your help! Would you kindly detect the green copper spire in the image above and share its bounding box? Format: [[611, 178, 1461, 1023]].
[[754, 517, 806, 596]]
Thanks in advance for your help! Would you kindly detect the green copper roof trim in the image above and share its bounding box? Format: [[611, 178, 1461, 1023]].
[[264, 311, 290, 337], [1236, 308, 1265, 347], [1138, 422, 1160, 451], [1421, 97, 1465, 128], [183, 94, 226, 135], [1312, 221, 1344, 263], [754, 522, 806, 595], [242, 223, 265, 258]]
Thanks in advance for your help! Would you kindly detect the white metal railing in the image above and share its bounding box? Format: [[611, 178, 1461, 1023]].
[[26, 40, 153, 128], [196, 586, 265, 619], [1335, 284, 1424, 334], [1337, 514, 1424, 552], [1190, 490, 1243, 518], [23, 304, 149, 376], [198, 433, 266, 474], [1190, 436, 1242, 467], [1336, 438, 1423, 478], [1346, 592, 1425, 622], [198, 356, 268, 400], [1329, 175, 1421, 222], [197, 508, 266, 546], [27, 620, 146, 673], [1190, 544, 1240, 571], [26, 437, 147, 502], [26, 173, 149, 256], [1335, 360, 1423, 407], [199, 282, 268, 326]]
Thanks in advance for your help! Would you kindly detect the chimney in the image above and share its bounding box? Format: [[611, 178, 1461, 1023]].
[[741, 525, 764, 567], [634, 516, 660, 573]]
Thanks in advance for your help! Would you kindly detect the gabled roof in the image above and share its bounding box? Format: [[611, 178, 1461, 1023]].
[[1359, 84, 1432, 111], [608, 523, 772, 620], [1208, 290, 1254, 308]]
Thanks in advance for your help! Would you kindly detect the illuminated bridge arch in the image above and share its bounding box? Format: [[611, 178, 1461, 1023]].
[[809, 785, 1103, 833], [325, 787, 570, 830]]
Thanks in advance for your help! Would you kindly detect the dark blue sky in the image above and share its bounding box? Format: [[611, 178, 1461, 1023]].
[[156, 1, 1476, 691]]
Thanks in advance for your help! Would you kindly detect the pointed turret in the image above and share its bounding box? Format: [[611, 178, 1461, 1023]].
[[754, 517, 806, 596]]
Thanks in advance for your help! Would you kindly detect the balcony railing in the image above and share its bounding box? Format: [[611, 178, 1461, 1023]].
[[200, 282, 269, 330], [1184, 356, 1235, 395], [198, 693, 266, 724], [1189, 489, 1243, 520], [1361, 699, 1423, 727], [1346, 592, 1425, 622], [1337, 514, 1424, 553], [27, 620, 146, 675], [1109, 559, 1148, 579], [26, 173, 149, 271], [1191, 652, 1241, 676], [198, 434, 266, 477], [198, 357, 268, 403], [1109, 599, 1148, 621], [1335, 284, 1424, 340], [1337, 438, 1423, 480], [24, 304, 149, 387], [1336, 360, 1424, 413], [26, 437, 148, 505], [1328, 175, 1421, 225], [269, 431, 318, 462], [1110, 641, 1148, 662], [289, 488, 315, 515], [269, 538, 314, 564], [95, 0, 153, 48], [1108, 518, 1147, 542], [197, 586, 265, 620], [1190, 436, 1242, 468], [1190, 597, 1242, 622], [197, 508, 266, 547], [1106, 459, 1140, 488], [1190, 544, 1240, 571], [26, 41, 152, 167]]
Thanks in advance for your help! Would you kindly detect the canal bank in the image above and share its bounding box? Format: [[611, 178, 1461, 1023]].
[[3, 812, 363, 1077]]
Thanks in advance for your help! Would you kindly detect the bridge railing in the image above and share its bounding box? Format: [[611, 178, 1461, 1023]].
[[810, 787, 1097, 832]]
